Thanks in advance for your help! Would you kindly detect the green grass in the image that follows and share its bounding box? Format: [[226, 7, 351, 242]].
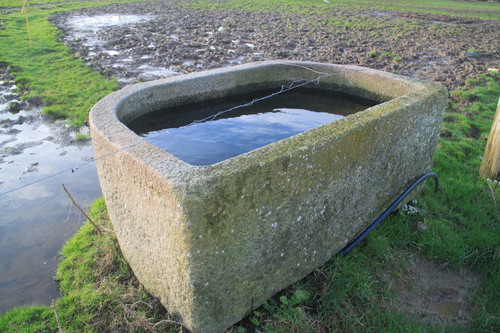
[[186, 0, 500, 21], [0, 0, 152, 126], [368, 50, 403, 61]]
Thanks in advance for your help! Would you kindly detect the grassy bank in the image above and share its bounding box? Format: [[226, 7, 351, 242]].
[[0, 0, 152, 126], [0, 0, 499, 331]]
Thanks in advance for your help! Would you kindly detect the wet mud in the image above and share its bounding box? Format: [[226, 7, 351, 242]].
[[50, 1, 499, 90], [385, 254, 481, 328]]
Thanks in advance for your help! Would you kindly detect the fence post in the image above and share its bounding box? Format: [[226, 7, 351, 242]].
[[480, 98, 500, 181]]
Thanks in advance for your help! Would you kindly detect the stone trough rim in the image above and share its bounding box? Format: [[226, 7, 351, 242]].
[[89, 60, 441, 186]]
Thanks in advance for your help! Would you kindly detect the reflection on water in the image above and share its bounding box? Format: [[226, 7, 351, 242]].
[[128, 88, 377, 165], [0, 128, 101, 313], [433, 301, 463, 317], [66, 14, 156, 32]]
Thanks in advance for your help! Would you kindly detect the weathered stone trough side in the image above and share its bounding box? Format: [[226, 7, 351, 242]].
[[89, 61, 447, 333]]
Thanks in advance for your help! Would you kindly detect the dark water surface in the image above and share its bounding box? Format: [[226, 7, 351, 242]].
[[0, 142, 100, 313], [128, 88, 377, 165]]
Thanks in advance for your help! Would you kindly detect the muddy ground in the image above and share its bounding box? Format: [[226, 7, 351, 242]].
[[50, 0, 499, 91]]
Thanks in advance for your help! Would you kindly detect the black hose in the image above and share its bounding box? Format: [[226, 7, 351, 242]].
[[340, 172, 439, 256]]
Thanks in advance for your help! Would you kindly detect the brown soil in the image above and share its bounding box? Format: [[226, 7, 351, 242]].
[[383, 254, 482, 330], [50, 0, 500, 91]]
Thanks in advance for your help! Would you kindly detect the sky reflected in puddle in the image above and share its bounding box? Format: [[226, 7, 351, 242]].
[[0, 95, 101, 313], [0, 138, 101, 313]]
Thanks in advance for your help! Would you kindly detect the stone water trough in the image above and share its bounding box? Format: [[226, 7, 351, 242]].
[[90, 61, 446, 332]]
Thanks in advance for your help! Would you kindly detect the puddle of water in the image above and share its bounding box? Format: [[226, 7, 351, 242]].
[[365, 11, 456, 26], [0, 78, 101, 313], [0, 133, 11, 143], [103, 50, 121, 56], [0, 109, 27, 121], [0, 141, 101, 313], [412, 56, 451, 79], [3, 122, 51, 147], [63, 13, 180, 84], [370, 11, 392, 18], [137, 65, 177, 77], [66, 14, 156, 32], [128, 88, 377, 165], [433, 301, 462, 318], [430, 20, 456, 26]]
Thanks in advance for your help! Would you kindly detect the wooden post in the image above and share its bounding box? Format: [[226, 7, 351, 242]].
[[480, 98, 500, 181]]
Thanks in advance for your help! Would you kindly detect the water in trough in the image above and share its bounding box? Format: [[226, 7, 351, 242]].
[[128, 88, 378, 165]]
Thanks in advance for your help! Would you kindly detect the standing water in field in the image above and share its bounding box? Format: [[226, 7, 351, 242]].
[[127, 88, 378, 165]]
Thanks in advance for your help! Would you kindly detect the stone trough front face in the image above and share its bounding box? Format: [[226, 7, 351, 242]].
[[89, 61, 446, 333]]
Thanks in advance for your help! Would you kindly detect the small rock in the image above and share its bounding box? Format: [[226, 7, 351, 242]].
[[3, 72, 14, 81], [432, 301, 462, 318], [27, 97, 43, 107], [23, 162, 39, 174], [78, 125, 90, 137], [417, 221, 429, 231], [9, 101, 22, 113]]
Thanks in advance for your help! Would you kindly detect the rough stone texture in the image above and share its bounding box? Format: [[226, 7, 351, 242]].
[[89, 61, 447, 333]]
